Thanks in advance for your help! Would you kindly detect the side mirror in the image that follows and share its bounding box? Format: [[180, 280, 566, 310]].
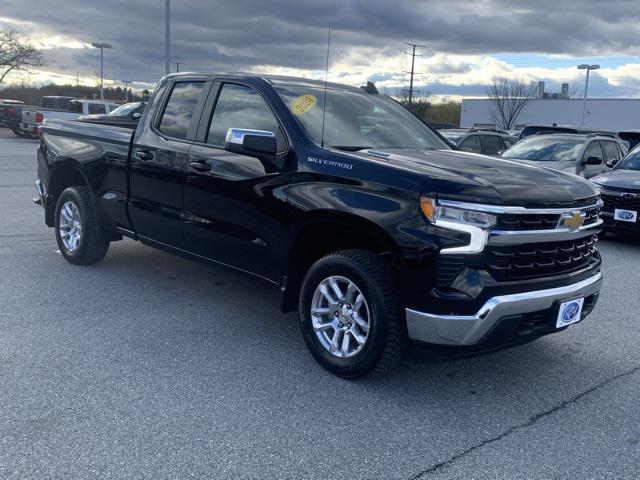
[[132, 112, 142, 119], [497, 149, 505, 156], [585, 156, 602, 165], [225, 128, 277, 157], [606, 158, 620, 168]]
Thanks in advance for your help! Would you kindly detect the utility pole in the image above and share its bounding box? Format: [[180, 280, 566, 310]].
[[403, 42, 425, 105], [165, 0, 171, 75], [76, 72, 79, 87], [173, 60, 185, 72]]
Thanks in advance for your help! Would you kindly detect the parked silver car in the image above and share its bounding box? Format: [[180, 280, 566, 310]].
[[500, 134, 628, 178]]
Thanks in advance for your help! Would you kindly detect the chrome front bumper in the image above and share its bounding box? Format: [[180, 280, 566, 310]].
[[406, 271, 603, 346]]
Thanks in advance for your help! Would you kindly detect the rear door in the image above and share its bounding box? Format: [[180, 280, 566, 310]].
[[129, 78, 209, 247], [602, 140, 623, 168], [183, 81, 290, 280]]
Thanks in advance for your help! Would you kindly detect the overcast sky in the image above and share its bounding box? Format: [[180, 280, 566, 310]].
[[1, 0, 639, 99]]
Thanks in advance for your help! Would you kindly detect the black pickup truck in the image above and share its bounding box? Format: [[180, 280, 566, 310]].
[[35, 73, 604, 377]]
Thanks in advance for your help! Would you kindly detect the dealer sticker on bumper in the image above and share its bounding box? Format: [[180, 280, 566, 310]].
[[614, 209, 638, 223], [556, 298, 585, 328]]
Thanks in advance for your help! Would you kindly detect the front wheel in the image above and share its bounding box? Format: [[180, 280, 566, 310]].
[[299, 250, 406, 378], [54, 187, 110, 265]]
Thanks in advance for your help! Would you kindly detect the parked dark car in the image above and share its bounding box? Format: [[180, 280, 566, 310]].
[[425, 121, 458, 130], [518, 124, 619, 141], [78, 101, 147, 128], [35, 73, 603, 377], [501, 134, 627, 178], [591, 145, 640, 235], [440, 128, 517, 156], [618, 130, 640, 150]]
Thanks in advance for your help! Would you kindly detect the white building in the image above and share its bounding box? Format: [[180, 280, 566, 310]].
[[460, 98, 640, 131]]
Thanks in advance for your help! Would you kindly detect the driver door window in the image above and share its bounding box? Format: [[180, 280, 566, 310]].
[[583, 142, 604, 164], [207, 84, 284, 150], [459, 135, 481, 153]]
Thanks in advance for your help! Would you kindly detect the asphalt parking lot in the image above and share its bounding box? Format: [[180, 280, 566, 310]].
[[1, 128, 639, 479]]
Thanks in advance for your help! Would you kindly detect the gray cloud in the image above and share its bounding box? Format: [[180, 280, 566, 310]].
[[0, 0, 639, 94]]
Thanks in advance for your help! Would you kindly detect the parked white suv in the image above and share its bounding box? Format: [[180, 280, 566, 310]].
[[500, 134, 628, 178]]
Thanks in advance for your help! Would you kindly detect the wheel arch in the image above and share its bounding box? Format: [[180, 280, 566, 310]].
[[280, 210, 407, 312]]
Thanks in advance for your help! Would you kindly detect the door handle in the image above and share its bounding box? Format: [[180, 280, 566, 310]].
[[190, 159, 212, 172], [136, 149, 153, 161]]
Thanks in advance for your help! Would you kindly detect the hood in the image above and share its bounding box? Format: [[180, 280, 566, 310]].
[[591, 169, 640, 192], [346, 148, 598, 206]]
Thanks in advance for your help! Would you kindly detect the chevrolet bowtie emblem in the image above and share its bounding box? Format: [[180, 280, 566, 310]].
[[559, 211, 586, 230]]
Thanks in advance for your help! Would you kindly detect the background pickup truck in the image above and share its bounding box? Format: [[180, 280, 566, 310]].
[[21, 98, 119, 136], [36, 73, 604, 377]]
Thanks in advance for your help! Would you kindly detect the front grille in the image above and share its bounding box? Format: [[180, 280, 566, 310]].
[[494, 207, 600, 231], [601, 191, 640, 213], [435, 235, 599, 285], [486, 235, 598, 281], [496, 213, 558, 231]]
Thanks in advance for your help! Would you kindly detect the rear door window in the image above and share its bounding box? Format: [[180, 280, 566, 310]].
[[602, 141, 622, 162], [158, 81, 205, 139], [480, 135, 504, 155], [88, 103, 106, 114], [68, 101, 83, 113], [459, 135, 481, 153]]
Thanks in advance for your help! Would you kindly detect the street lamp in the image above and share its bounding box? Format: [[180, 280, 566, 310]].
[[123, 80, 131, 102], [165, 0, 171, 75], [92, 42, 112, 100], [577, 64, 600, 126]]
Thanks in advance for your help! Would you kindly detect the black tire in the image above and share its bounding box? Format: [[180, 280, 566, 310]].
[[299, 249, 407, 378], [597, 230, 607, 240], [12, 128, 24, 137], [54, 186, 109, 265]]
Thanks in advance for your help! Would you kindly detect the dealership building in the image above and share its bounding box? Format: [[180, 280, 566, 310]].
[[460, 82, 640, 131]]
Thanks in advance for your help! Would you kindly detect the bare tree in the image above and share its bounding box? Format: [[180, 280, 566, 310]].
[[486, 77, 537, 129], [0, 30, 44, 85]]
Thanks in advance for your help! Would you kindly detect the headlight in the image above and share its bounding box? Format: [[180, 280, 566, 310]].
[[420, 196, 497, 229]]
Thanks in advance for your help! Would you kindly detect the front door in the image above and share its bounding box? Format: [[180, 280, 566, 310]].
[[183, 82, 290, 280], [581, 141, 605, 178], [129, 80, 207, 247]]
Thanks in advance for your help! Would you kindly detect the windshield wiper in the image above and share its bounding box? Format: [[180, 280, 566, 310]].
[[329, 145, 373, 152]]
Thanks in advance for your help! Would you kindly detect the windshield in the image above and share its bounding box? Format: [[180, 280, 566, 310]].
[[275, 86, 449, 151], [109, 102, 142, 116], [502, 137, 584, 162], [616, 146, 640, 171]]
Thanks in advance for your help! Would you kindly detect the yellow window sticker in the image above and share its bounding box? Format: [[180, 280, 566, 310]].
[[291, 94, 317, 115]]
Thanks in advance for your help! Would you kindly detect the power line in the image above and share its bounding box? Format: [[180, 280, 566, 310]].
[[404, 42, 425, 105]]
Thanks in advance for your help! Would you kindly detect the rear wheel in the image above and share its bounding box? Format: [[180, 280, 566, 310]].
[[12, 128, 24, 137], [54, 187, 109, 265], [299, 250, 406, 378]]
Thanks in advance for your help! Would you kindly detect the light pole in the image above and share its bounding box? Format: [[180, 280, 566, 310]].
[[165, 0, 171, 75], [123, 80, 130, 102], [577, 64, 600, 126], [92, 42, 112, 100]]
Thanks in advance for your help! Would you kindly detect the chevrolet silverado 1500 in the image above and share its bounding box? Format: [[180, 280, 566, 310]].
[[35, 73, 604, 377]]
